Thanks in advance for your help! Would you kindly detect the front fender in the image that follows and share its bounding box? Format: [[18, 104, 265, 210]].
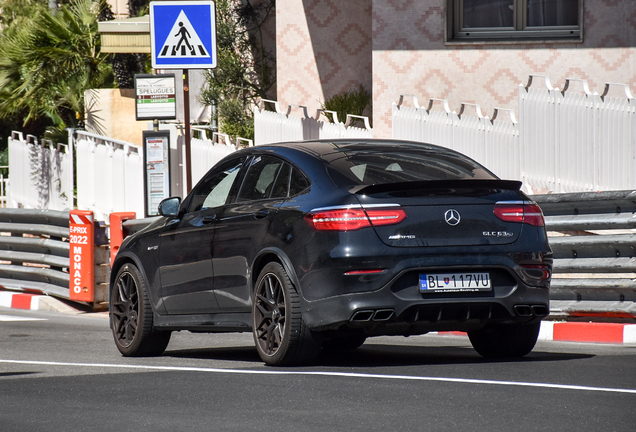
[[110, 250, 166, 315]]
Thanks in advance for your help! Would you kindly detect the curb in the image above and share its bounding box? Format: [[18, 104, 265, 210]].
[[0, 291, 83, 314], [431, 321, 636, 345], [538, 321, 636, 345]]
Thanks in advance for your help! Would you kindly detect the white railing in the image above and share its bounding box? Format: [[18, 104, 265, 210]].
[[7, 127, 246, 218], [392, 96, 521, 186], [253, 99, 373, 145], [75, 131, 144, 221], [393, 76, 636, 194], [7, 132, 73, 210], [191, 129, 240, 185]]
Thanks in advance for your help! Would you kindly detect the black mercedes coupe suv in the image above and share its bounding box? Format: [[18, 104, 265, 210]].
[[109, 139, 552, 365]]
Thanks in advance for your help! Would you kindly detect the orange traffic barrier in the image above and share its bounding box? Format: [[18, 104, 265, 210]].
[[109, 212, 136, 266], [69, 210, 95, 302]]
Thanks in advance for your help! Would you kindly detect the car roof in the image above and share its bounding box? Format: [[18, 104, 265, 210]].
[[257, 139, 451, 156]]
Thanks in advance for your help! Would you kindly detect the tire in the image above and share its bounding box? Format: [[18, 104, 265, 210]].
[[322, 335, 367, 351], [110, 263, 171, 357], [252, 262, 320, 366], [468, 321, 541, 358]]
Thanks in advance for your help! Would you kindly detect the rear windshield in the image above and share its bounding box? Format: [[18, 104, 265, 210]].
[[326, 149, 497, 187]]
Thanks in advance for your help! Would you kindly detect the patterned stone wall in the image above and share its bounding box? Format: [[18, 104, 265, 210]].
[[276, 0, 372, 118], [277, 0, 636, 138]]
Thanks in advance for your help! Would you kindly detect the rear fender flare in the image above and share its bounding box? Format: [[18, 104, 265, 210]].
[[252, 247, 302, 296]]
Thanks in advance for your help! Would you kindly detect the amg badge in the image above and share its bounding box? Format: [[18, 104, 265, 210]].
[[389, 234, 416, 240]]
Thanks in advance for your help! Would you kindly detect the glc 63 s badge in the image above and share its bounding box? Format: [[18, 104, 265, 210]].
[[483, 231, 514, 238]]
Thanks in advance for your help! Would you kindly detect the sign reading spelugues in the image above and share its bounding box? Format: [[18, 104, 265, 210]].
[[134, 74, 177, 121]]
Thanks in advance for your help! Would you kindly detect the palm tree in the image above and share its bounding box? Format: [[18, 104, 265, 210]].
[[0, 0, 113, 139]]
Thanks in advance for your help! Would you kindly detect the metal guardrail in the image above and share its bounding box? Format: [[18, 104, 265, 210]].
[[2, 191, 635, 318], [0, 209, 109, 305], [534, 191, 636, 319]]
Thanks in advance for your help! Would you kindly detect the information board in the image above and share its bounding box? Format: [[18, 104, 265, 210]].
[[135, 74, 177, 120], [143, 131, 171, 216]]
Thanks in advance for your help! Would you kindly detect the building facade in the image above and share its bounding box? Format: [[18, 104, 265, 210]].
[[276, 0, 636, 138]]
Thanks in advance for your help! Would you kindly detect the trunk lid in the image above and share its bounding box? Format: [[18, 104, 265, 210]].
[[355, 180, 525, 248]]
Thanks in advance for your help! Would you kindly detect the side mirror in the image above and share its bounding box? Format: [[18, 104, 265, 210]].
[[158, 197, 181, 217]]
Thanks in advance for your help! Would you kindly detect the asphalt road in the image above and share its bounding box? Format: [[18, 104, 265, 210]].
[[1, 308, 635, 432]]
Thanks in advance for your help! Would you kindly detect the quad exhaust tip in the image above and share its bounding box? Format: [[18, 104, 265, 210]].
[[514, 304, 549, 317], [351, 309, 395, 322]]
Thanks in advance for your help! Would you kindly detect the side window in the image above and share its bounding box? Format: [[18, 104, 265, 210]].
[[188, 157, 246, 212], [270, 163, 291, 199], [237, 156, 283, 202], [449, 0, 581, 41], [289, 167, 309, 196]]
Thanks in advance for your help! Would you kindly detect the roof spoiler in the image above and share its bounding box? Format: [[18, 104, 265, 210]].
[[352, 179, 522, 195]]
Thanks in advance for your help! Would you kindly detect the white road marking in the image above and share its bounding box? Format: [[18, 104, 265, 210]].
[[0, 315, 47, 322], [0, 359, 635, 395]]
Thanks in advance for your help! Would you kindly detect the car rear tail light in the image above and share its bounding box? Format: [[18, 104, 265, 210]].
[[305, 207, 406, 231], [521, 264, 551, 281], [494, 202, 545, 227]]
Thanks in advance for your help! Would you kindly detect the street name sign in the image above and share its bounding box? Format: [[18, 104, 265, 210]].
[[150, 1, 217, 69]]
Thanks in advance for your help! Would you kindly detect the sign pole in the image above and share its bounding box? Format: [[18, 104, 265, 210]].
[[149, 1, 217, 194], [183, 69, 193, 193]]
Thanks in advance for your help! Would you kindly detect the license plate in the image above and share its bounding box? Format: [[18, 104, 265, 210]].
[[419, 272, 491, 293]]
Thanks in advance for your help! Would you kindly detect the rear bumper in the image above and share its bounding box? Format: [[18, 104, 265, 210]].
[[301, 281, 549, 335]]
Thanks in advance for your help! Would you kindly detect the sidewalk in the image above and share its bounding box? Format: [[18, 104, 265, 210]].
[[0, 290, 87, 314], [2, 289, 635, 344]]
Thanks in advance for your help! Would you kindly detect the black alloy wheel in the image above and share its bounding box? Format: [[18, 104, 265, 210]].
[[252, 262, 320, 366], [110, 263, 170, 357]]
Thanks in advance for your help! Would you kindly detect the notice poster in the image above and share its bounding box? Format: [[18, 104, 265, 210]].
[[143, 131, 171, 216], [135, 74, 177, 120]]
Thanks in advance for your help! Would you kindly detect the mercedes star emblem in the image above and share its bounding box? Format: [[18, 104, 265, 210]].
[[444, 209, 461, 226]]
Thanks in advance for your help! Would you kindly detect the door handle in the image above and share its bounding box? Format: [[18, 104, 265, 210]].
[[254, 210, 270, 219], [202, 214, 218, 223]]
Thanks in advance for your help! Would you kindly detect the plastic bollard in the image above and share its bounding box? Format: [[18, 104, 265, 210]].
[[109, 212, 136, 266]]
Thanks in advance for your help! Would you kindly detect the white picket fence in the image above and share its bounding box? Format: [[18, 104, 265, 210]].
[[7, 74, 634, 217], [190, 129, 242, 186], [7, 129, 239, 220], [393, 76, 636, 194], [7, 132, 73, 210], [75, 131, 144, 221], [253, 99, 373, 145], [76, 130, 239, 221]]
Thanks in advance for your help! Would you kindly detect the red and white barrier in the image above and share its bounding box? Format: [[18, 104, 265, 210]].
[[69, 210, 95, 302]]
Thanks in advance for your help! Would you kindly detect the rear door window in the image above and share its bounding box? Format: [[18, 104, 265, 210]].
[[237, 155, 284, 201]]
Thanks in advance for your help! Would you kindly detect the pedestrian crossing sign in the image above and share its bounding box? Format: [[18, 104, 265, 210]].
[[150, 1, 217, 69]]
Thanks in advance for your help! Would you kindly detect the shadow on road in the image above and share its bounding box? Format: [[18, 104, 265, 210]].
[[166, 346, 262, 363], [163, 343, 593, 368]]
